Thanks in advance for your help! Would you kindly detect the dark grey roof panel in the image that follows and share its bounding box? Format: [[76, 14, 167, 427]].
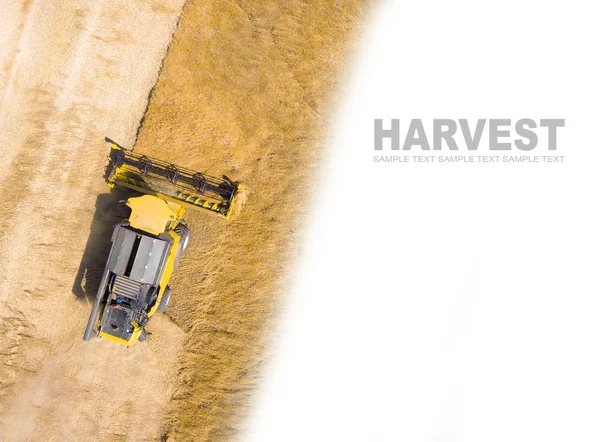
[[128, 235, 170, 285], [107, 226, 137, 276]]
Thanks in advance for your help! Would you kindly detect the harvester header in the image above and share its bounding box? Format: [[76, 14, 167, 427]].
[[105, 138, 240, 219]]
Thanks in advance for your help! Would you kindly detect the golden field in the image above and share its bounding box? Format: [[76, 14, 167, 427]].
[[0, 1, 372, 440]]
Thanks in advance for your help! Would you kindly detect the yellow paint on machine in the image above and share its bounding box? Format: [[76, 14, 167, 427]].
[[98, 195, 183, 346], [95, 142, 240, 345], [127, 195, 182, 236], [100, 230, 181, 346], [106, 142, 239, 218]]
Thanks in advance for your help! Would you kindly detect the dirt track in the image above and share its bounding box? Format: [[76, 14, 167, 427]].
[[0, 1, 371, 440], [0, 1, 186, 440]]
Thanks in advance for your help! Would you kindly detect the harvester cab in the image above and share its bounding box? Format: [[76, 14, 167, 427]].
[[83, 139, 240, 345]]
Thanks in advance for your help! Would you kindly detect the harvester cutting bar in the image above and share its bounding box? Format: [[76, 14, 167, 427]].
[[105, 138, 240, 219]]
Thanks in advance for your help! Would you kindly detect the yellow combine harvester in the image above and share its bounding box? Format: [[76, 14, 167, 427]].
[[83, 138, 240, 345]]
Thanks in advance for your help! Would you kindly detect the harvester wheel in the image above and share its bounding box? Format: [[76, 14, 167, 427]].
[[175, 223, 190, 252], [159, 286, 172, 313]]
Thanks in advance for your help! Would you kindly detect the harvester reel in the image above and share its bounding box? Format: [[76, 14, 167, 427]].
[[105, 140, 240, 218], [166, 164, 179, 183], [138, 155, 152, 175], [193, 172, 207, 194]]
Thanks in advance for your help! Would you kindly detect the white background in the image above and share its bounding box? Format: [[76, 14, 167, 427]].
[[249, 1, 600, 441]]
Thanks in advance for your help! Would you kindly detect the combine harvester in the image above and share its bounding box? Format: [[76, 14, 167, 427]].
[[83, 138, 241, 345]]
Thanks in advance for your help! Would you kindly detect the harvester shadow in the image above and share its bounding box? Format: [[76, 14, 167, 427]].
[[72, 188, 132, 302]]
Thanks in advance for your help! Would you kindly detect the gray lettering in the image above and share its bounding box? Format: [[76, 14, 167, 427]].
[[515, 119, 538, 151], [402, 119, 430, 150], [374, 119, 400, 150], [489, 119, 511, 150], [459, 119, 486, 151], [540, 119, 565, 150], [433, 119, 458, 150]]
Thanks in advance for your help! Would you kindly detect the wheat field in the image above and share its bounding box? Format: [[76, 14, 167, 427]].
[[0, 1, 372, 440]]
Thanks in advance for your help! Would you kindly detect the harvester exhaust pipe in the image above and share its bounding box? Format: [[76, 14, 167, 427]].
[[104, 139, 241, 219]]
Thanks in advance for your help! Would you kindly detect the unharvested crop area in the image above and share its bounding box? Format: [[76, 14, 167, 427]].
[[0, 0, 371, 440]]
